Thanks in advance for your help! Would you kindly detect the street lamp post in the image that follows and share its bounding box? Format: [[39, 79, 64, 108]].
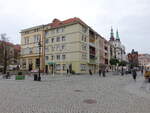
[[52, 54, 55, 77], [121, 48, 124, 75], [60, 48, 63, 76], [38, 40, 41, 81]]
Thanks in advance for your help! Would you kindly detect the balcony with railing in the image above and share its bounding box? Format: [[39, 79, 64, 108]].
[[89, 30, 96, 43], [89, 55, 96, 64], [89, 42, 95, 47], [89, 46, 96, 56]]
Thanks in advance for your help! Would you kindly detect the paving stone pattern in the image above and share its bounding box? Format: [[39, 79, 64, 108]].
[[0, 73, 150, 113]]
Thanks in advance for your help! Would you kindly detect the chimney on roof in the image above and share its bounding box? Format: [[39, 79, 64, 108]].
[[52, 18, 61, 23]]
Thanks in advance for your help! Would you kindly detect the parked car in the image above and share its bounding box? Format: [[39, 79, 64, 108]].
[[144, 70, 150, 82]]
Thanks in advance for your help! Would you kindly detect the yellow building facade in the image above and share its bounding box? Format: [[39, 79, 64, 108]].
[[20, 25, 45, 72], [20, 18, 110, 74]]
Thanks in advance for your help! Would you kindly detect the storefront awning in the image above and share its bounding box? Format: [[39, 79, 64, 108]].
[[48, 62, 56, 65]]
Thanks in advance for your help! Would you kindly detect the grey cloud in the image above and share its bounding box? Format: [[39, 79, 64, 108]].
[[0, 0, 150, 53]]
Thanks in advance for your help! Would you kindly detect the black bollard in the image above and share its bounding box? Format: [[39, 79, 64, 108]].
[[34, 74, 37, 81]]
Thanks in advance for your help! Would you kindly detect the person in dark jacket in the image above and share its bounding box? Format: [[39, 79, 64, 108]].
[[132, 68, 137, 81], [66, 69, 70, 77], [102, 69, 106, 77], [67, 69, 69, 74], [99, 69, 102, 77], [141, 67, 144, 75], [89, 69, 92, 76]]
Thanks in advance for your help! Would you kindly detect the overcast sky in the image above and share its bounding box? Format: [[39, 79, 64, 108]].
[[0, 0, 149, 53]]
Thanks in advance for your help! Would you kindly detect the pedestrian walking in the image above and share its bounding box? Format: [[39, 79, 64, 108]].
[[141, 67, 144, 75], [67, 69, 69, 74], [89, 69, 92, 76], [102, 69, 106, 77], [141, 69, 143, 75], [66, 69, 70, 77], [132, 68, 137, 81], [99, 69, 102, 77]]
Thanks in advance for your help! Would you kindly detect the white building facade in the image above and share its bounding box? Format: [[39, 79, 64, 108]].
[[109, 28, 126, 61]]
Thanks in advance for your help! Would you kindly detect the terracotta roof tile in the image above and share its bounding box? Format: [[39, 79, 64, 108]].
[[14, 45, 21, 51], [48, 17, 87, 28], [0, 41, 20, 51]]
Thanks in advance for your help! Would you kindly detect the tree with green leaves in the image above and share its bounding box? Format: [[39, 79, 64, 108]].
[[109, 58, 119, 71], [119, 60, 127, 66], [109, 58, 119, 66]]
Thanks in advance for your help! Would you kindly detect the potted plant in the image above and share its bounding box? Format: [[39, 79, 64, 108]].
[[15, 71, 25, 80]]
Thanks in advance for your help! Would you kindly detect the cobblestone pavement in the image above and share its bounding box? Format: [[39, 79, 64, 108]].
[[0, 73, 150, 113]]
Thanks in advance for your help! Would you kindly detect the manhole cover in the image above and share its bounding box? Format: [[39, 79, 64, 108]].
[[74, 90, 83, 92], [83, 99, 97, 104]]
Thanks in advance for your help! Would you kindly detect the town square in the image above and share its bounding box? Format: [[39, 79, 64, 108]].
[[0, 0, 150, 112], [0, 73, 150, 113]]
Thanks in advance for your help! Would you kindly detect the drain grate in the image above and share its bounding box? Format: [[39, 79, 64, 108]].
[[74, 90, 83, 92], [83, 99, 97, 104]]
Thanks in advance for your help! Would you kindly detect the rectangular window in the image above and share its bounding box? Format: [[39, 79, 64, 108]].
[[45, 39, 49, 43], [22, 59, 26, 68], [84, 37, 86, 42], [37, 35, 41, 42], [57, 28, 64, 33], [82, 44, 87, 51], [34, 35, 37, 42], [62, 64, 66, 70], [62, 36, 66, 41], [24, 37, 26, 44], [27, 38, 29, 44], [35, 47, 39, 53], [24, 37, 29, 44], [45, 31, 50, 37], [56, 45, 60, 51], [51, 46, 55, 51], [36, 58, 40, 67], [21, 49, 24, 55], [34, 34, 41, 42], [45, 47, 49, 52], [28, 59, 32, 64], [56, 64, 61, 71], [45, 56, 49, 60], [34, 29, 38, 32], [25, 48, 30, 54], [62, 55, 66, 60], [56, 37, 60, 42], [82, 35, 84, 41], [104, 46, 108, 51], [56, 55, 60, 60], [82, 26, 87, 33], [81, 35, 86, 42], [62, 45, 65, 50], [25, 31, 29, 34], [51, 38, 54, 43], [82, 53, 87, 60], [29, 48, 32, 54], [80, 64, 86, 71], [51, 29, 55, 34], [51, 55, 54, 60]]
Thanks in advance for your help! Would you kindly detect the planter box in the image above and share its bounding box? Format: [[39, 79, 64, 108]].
[[15, 75, 25, 80]]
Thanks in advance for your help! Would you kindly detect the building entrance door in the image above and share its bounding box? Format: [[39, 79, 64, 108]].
[[29, 64, 33, 71], [45, 65, 48, 73]]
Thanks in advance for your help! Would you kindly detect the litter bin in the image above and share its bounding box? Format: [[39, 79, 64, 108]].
[[34, 74, 38, 81]]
